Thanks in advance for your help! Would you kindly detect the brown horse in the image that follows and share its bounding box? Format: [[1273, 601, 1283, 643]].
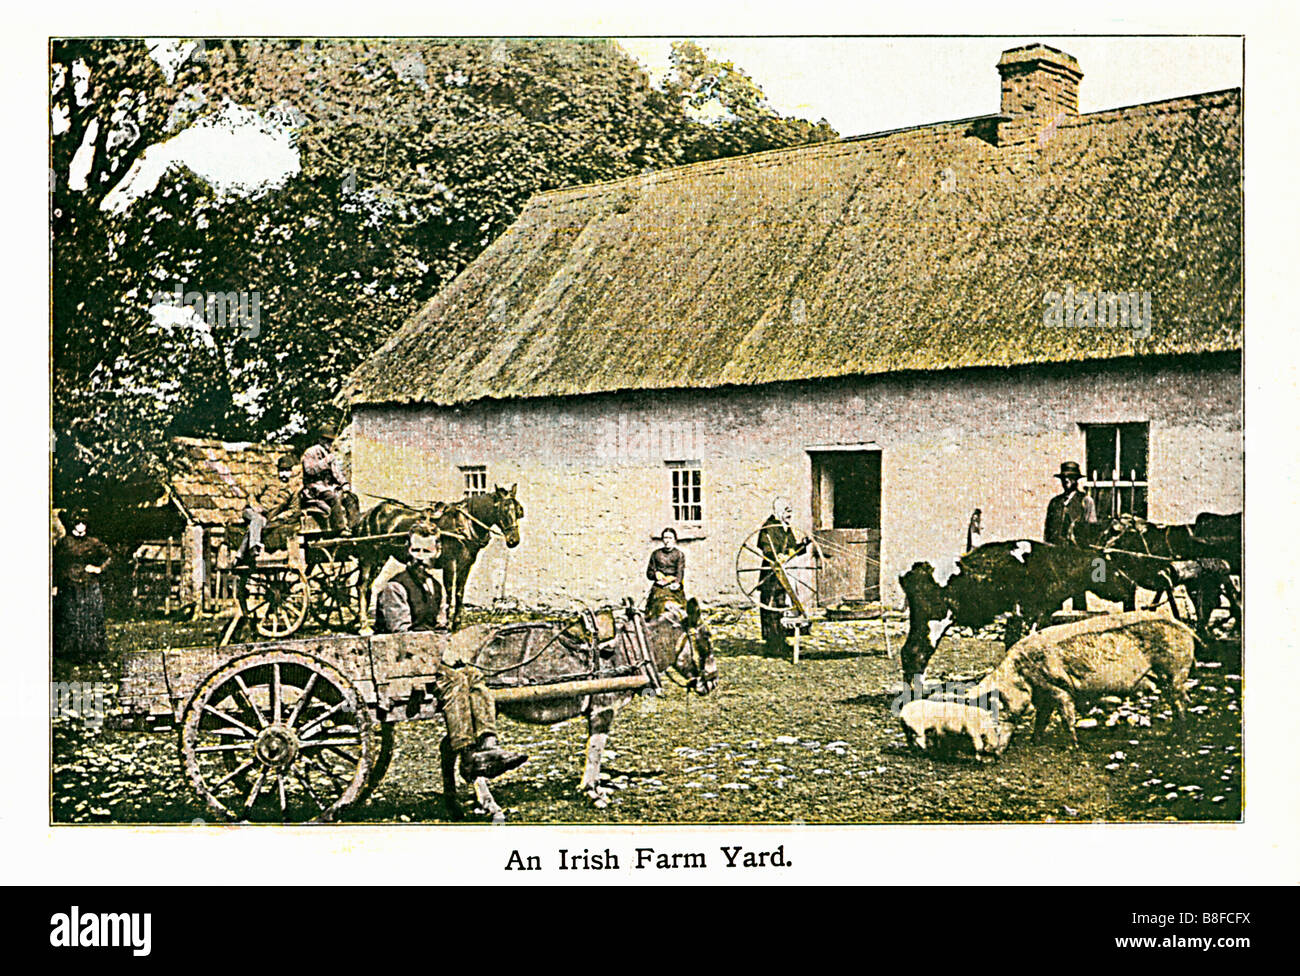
[[352, 497, 447, 631], [434, 485, 523, 630], [352, 485, 523, 631], [439, 599, 718, 820]]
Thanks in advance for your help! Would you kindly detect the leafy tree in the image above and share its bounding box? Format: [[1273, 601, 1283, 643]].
[[664, 40, 838, 162], [51, 37, 838, 512]]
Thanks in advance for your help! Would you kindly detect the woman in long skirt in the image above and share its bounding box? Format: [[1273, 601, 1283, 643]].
[[53, 511, 111, 661]]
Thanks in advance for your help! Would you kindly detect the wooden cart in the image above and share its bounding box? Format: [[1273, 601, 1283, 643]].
[[228, 526, 410, 643], [114, 624, 657, 823]]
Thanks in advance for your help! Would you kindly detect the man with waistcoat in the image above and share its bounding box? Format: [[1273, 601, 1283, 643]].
[[374, 524, 527, 781]]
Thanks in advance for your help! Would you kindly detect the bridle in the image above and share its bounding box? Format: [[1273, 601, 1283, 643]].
[[451, 496, 521, 547], [664, 624, 715, 694]]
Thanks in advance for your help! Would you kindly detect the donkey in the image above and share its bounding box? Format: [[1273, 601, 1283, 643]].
[[1091, 513, 1241, 634], [439, 598, 718, 819]]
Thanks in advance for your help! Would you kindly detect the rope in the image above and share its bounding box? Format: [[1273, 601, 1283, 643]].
[[471, 625, 575, 677]]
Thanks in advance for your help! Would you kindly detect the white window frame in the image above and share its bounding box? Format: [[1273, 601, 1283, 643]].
[[460, 464, 488, 498], [665, 460, 704, 539], [1081, 423, 1149, 518]]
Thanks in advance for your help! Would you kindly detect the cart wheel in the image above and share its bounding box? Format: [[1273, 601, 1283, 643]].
[[307, 552, 361, 630], [357, 723, 396, 804], [242, 566, 309, 639], [180, 651, 376, 823], [735, 528, 823, 611]]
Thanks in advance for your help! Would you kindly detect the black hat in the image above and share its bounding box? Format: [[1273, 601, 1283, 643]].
[[1054, 461, 1083, 480]]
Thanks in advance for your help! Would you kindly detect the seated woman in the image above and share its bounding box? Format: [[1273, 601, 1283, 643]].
[[645, 527, 687, 617]]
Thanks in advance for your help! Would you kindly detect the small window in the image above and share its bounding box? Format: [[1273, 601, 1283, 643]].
[[667, 461, 703, 524], [1083, 423, 1149, 518], [460, 465, 488, 498]]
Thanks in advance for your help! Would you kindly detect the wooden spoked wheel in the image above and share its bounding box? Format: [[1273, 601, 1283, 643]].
[[180, 651, 376, 823], [735, 528, 823, 612], [242, 566, 309, 639], [307, 551, 361, 630]]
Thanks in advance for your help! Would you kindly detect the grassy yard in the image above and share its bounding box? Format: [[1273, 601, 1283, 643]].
[[51, 609, 1243, 825]]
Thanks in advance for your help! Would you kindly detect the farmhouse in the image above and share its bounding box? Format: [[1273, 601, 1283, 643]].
[[345, 44, 1242, 609]]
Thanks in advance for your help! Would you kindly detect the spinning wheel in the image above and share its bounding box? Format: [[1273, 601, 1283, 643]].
[[735, 526, 824, 613]]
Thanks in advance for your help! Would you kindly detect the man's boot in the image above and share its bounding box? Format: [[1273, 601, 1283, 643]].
[[329, 497, 352, 536], [460, 734, 528, 781]]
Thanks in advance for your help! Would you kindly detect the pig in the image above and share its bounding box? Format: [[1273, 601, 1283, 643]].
[[899, 698, 1013, 759], [964, 610, 1194, 747]]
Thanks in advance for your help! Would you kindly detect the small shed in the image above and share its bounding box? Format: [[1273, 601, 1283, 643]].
[[130, 437, 300, 612]]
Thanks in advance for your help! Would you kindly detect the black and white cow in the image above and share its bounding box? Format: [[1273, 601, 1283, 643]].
[[897, 540, 1136, 686]]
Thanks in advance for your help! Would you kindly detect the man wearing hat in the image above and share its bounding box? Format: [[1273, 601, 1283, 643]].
[[301, 423, 354, 534], [1045, 460, 1097, 609]]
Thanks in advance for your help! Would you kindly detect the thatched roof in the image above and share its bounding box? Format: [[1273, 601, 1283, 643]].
[[166, 437, 300, 526], [348, 88, 1241, 408]]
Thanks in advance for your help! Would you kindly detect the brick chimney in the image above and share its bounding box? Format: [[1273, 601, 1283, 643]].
[[995, 44, 1082, 145]]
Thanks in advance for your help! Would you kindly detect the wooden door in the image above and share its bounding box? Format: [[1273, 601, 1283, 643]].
[[809, 450, 881, 605]]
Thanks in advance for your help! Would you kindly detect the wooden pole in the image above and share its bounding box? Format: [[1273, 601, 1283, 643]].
[[165, 536, 174, 615], [491, 674, 649, 703]]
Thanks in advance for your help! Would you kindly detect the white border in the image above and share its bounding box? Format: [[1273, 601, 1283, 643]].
[[6, 0, 1298, 885]]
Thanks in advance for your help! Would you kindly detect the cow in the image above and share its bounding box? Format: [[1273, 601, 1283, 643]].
[[898, 698, 1012, 758], [962, 610, 1195, 747], [898, 540, 1137, 686]]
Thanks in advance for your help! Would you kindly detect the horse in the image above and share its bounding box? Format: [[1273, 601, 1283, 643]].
[[352, 497, 448, 632], [352, 485, 523, 632], [439, 598, 718, 820], [434, 485, 523, 631], [1090, 513, 1240, 636]]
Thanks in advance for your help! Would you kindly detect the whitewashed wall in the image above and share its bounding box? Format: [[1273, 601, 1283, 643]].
[[352, 355, 1241, 609]]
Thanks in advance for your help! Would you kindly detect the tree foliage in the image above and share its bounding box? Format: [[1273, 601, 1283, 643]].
[[52, 38, 837, 510]]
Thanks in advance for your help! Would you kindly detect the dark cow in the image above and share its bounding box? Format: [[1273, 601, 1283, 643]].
[[898, 540, 1136, 685]]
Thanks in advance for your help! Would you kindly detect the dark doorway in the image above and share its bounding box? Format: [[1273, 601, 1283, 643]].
[[809, 449, 882, 604]]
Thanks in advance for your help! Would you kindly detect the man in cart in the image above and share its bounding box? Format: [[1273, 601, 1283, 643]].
[[235, 455, 298, 567], [374, 523, 528, 781], [300, 422, 358, 535]]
